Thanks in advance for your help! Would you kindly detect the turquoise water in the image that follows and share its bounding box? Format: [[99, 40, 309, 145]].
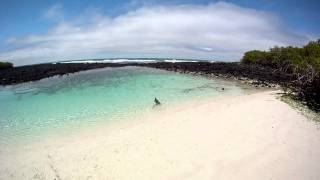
[[0, 66, 246, 144]]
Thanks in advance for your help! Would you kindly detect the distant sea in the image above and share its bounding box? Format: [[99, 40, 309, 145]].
[[0, 66, 246, 145], [57, 58, 210, 64]]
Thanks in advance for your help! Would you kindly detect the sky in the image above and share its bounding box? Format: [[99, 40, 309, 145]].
[[0, 0, 319, 65]]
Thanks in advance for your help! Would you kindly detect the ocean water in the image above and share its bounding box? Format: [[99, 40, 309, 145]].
[[0, 66, 246, 144]]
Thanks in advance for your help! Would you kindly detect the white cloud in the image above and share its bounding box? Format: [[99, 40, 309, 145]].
[[0, 2, 310, 65], [43, 3, 63, 20]]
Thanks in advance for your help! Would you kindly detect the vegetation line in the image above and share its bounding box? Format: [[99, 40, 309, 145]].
[[242, 39, 320, 111]]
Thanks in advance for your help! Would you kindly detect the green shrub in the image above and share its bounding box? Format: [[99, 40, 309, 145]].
[[242, 50, 268, 65], [241, 39, 320, 110], [0, 61, 13, 70], [241, 39, 320, 73]]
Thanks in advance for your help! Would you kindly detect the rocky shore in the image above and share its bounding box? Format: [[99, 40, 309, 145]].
[[143, 62, 293, 88], [0, 63, 127, 85], [0, 62, 293, 87]]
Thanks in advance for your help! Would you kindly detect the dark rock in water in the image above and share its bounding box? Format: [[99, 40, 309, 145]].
[[221, 87, 225, 91]]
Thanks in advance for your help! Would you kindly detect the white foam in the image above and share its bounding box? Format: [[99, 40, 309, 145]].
[[101, 59, 157, 63], [60, 59, 158, 64], [61, 60, 100, 64], [164, 59, 198, 63]]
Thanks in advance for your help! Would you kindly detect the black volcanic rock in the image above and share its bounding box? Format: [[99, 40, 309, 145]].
[[0, 62, 293, 86], [143, 62, 293, 85], [0, 63, 128, 85]]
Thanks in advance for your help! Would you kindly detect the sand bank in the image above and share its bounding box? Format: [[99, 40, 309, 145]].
[[1, 91, 320, 180]]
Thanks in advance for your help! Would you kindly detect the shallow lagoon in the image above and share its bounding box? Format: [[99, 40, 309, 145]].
[[0, 66, 247, 144]]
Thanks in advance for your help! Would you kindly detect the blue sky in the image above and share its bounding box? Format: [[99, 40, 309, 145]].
[[0, 0, 319, 65]]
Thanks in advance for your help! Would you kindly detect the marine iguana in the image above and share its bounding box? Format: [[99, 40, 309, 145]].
[[154, 97, 161, 106]]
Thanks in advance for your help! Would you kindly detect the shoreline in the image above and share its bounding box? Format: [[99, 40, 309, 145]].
[[0, 83, 258, 149], [0, 68, 254, 148], [2, 61, 318, 111], [1, 90, 320, 179]]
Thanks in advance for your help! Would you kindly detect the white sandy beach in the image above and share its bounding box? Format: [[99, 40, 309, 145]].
[[1, 90, 320, 180]]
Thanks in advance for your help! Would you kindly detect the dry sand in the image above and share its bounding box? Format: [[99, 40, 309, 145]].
[[1, 90, 320, 180]]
